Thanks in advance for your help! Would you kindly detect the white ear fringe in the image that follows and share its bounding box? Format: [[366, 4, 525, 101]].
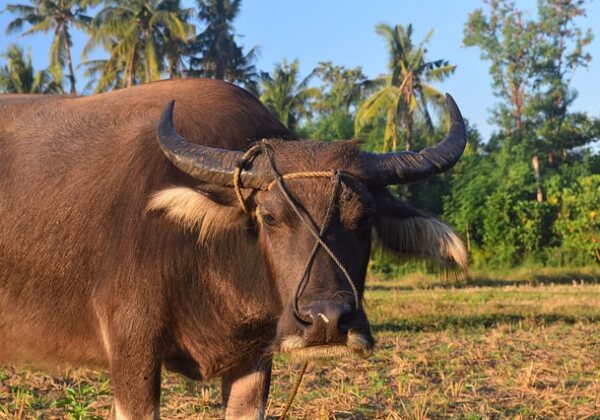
[[147, 187, 245, 245], [375, 216, 469, 272]]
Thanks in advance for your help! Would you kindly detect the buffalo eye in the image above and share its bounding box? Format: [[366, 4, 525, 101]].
[[356, 215, 373, 229], [262, 213, 276, 226]]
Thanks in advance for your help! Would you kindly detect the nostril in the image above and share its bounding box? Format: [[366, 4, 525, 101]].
[[298, 305, 321, 324], [339, 302, 353, 317], [296, 301, 360, 345], [302, 302, 355, 328], [293, 308, 313, 327]]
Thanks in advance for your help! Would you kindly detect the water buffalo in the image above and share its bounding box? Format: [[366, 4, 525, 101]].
[[0, 79, 467, 418]]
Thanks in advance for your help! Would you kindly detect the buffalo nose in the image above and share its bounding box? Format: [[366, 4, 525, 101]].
[[299, 300, 353, 345]]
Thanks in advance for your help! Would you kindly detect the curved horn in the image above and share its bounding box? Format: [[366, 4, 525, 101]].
[[362, 94, 467, 185], [156, 100, 269, 189]]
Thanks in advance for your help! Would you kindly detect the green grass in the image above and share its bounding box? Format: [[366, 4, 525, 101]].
[[1, 266, 599, 419]]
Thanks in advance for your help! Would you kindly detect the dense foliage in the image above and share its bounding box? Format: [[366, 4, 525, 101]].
[[1, 0, 598, 268]]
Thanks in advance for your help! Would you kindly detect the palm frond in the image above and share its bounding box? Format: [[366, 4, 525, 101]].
[[21, 17, 52, 35], [6, 18, 26, 35], [362, 22, 456, 150], [3, 4, 36, 14], [144, 39, 160, 81], [355, 85, 398, 133], [48, 32, 65, 83], [427, 63, 457, 82]]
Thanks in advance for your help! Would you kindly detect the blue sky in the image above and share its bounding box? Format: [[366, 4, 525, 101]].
[[1, 0, 599, 142]]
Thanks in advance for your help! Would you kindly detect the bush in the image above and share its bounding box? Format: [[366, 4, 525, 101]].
[[553, 174, 600, 265]]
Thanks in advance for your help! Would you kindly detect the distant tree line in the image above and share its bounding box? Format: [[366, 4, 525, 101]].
[[1, 0, 599, 269]]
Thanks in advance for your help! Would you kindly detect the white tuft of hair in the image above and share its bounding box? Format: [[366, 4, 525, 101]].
[[280, 333, 373, 361], [280, 336, 307, 353], [147, 187, 245, 245], [287, 345, 354, 361], [375, 216, 469, 272]]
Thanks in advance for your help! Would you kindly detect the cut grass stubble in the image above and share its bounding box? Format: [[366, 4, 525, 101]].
[[1, 267, 599, 418]]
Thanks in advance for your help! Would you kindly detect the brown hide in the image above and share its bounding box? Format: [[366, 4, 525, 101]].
[[0, 79, 293, 378]]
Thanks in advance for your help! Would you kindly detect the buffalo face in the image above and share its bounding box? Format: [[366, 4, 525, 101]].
[[153, 95, 469, 361], [255, 173, 376, 360]]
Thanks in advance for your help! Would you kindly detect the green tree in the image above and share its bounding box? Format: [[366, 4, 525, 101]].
[[187, 0, 259, 92], [313, 62, 371, 116], [443, 153, 494, 256], [85, 0, 193, 90], [464, 1, 536, 140], [464, 0, 598, 203], [553, 174, 600, 264], [356, 23, 456, 151], [158, 0, 195, 78], [260, 59, 317, 132], [79, 56, 123, 93], [0, 43, 62, 93], [306, 62, 374, 141], [531, 0, 597, 164], [3, 0, 95, 94]]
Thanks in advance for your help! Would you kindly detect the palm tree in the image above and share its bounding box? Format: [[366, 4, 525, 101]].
[[84, 0, 194, 89], [356, 24, 456, 151], [260, 59, 317, 131], [0, 44, 62, 93], [3, 0, 95, 94], [79, 56, 123, 93], [157, 0, 194, 78], [187, 0, 259, 92], [313, 62, 374, 116]]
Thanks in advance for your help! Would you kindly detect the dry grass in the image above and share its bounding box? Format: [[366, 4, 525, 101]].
[[1, 267, 599, 419]]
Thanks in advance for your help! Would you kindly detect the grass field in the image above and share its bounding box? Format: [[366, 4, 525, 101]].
[[1, 266, 599, 419]]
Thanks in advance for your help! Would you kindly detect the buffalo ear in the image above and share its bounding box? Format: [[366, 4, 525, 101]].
[[373, 188, 468, 272], [146, 185, 250, 245]]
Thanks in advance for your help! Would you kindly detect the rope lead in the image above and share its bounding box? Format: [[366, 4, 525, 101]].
[[279, 361, 309, 418], [232, 142, 362, 417]]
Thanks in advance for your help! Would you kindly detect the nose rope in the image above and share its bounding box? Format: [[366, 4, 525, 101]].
[[233, 142, 361, 419], [285, 170, 343, 322], [233, 142, 362, 317], [279, 172, 363, 320]]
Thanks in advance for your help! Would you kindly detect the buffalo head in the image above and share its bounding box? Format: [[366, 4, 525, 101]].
[[151, 95, 468, 361]]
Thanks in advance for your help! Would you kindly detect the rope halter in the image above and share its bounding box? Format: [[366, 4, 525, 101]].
[[232, 142, 361, 318]]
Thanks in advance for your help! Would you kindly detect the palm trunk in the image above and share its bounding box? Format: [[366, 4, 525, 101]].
[[169, 56, 178, 78], [388, 129, 395, 152], [465, 222, 471, 252], [405, 113, 413, 151], [216, 59, 225, 80], [126, 47, 137, 88], [144, 31, 153, 82], [532, 155, 543, 203], [62, 29, 76, 94], [145, 59, 151, 83]]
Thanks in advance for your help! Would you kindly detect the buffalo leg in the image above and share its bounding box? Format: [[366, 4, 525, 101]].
[[221, 356, 272, 419], [98, 313, 163, 419], [111, 349, 162, 420]]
